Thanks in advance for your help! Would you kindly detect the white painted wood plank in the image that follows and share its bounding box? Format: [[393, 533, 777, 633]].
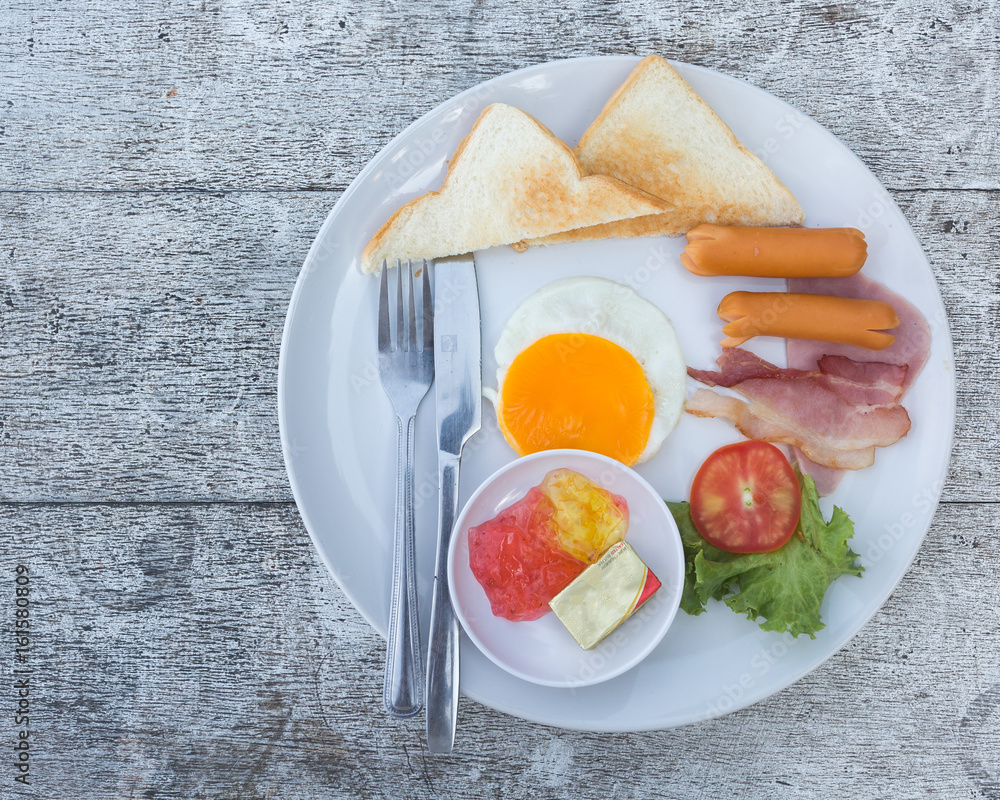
[[0, 189, 991, 501], [1, 0, 996, 191], [2, 501, 995, 797], [3, 2, 998, 793]]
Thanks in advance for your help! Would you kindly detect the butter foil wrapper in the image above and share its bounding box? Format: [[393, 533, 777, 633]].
[[548, 541, 661, 650]]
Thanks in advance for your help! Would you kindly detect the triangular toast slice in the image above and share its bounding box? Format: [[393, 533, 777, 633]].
[[360, 103, 670, 273], [523, 56, 804, 248]]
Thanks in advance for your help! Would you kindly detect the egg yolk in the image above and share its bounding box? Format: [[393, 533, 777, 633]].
[[497, 333, 655, 466]]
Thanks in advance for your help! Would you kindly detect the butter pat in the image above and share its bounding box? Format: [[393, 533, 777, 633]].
[[548, 541, 661, 650]]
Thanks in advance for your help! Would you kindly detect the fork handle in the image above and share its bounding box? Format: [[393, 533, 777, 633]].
[[383, 413, 424, 717]]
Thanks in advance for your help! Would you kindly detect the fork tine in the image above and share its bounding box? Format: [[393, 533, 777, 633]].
[[378, 260, 390, 352], [407, 260, 417, 352], [422, 260, 433, 352], [394, 259, 404, 353]]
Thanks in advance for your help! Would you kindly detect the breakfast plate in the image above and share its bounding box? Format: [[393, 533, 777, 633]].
[[278, 56, 955, 731]]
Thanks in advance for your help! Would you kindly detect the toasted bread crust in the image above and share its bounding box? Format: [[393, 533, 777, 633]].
[[524, 56, 804, 248], [360, 103, 670, 273], [360, 104, 494, 273], [575, 55, 661, 157]]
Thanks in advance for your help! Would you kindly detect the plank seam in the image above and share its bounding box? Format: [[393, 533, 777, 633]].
[[0, 187, 996, 195], [0, 499, 984, 507]]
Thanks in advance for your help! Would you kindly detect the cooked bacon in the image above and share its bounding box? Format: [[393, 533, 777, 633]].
[[817, 354, 907, 389], [689, 348, 907, 408], [686, 389, 883, 470], [787, 274, 930, 393], [791, 448, 848, 496], [686, 348, 911, 471], [688, 347, 793, 385], [816, 355, 907, 406], [786, 274, 929, 493]]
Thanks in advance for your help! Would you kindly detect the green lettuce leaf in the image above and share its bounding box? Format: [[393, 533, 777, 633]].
[[668, 474, 863, 638]]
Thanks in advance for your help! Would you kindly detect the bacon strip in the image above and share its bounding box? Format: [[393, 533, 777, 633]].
[[789, 456, 846, 498], [689, 347, 906, 407], [689, 348, 906, 406], [786, 274, 930, 492], [816, 355, 907, 406], [686, 390, 880, 470], [787, 274, 930, 393], [686, 348, 911, 471]]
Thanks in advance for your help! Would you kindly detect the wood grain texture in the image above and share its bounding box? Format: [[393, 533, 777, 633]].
[[0, 0, 997, 192], [2, 0, 998, 795], [0, 188, 993, 501], [0, 191, 325, 501], [0, 501, 996, 799]]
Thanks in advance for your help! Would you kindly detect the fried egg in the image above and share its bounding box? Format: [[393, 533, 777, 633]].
[[487, 277, 685, 465]]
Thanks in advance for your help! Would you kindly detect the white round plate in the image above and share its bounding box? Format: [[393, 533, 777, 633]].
[[278, 56, 956, 731], [448, 450, 685, 688]]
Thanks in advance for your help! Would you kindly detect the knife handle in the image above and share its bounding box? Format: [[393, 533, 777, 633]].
[[383, 413, 424, 717], [426, 456, 461, 754]]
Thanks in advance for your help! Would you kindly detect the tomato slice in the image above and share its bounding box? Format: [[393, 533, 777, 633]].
[[690, 441, 801, 553]]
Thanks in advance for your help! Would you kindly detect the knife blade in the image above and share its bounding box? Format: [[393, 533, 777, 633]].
[[426, 253, 482, 755]]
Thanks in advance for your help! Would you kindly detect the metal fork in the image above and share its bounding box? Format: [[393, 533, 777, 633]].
[[377, 258, 434, 718]]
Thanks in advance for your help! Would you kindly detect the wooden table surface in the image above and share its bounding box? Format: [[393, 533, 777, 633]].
[[2, 1, 997, 797]]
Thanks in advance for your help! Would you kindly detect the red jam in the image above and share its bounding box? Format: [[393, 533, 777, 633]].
[[467, 469, 629, 622]]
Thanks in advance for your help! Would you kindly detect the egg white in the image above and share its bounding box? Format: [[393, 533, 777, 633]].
[[489, 276, 686, 463]]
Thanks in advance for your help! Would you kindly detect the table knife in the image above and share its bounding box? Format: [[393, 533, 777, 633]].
[[426, 253, 482, 754]]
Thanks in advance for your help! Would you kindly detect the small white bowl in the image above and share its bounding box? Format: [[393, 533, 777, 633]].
[[448, 449, 685, 688]]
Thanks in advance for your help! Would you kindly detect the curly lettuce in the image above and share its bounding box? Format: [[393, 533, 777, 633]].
[[668, 474, 863, 639]]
